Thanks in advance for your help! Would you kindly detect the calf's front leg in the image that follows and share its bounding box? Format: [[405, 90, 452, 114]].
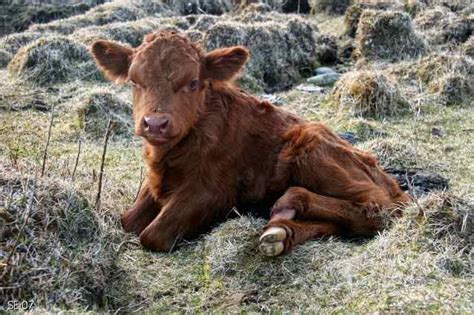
[[121, 181, 160, 235], [138, 193, 223, 252]]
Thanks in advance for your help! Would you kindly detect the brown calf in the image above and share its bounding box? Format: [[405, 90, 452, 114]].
[[91, 31, 410, 256]]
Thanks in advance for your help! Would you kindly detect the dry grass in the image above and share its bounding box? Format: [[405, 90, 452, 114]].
[[70, 17, 184, 47], [463, 36, 474, 57], [414, 6, 471, 45], [0, 32, 46, 55], [205, 12, 319, 92], [0, 164, 133, 310], [1, 0, 474, 313], [331, 70, 409, 118], [28, 0, 171, 35], [310, 0, 351, 15], [74, 88, 133, 140], [0, 49, 11, 68], [354, 9, 427, 61], [7, 36, 101, 86]]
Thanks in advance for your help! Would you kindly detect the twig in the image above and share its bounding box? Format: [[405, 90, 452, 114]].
[[71, 136, 82, 181], [96, 119, 114, 210], [41, 103, 55, 177]]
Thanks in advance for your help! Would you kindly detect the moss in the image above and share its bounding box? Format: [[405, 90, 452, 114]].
[[354, 10, 427, 61], [8, 36, 102, 86]]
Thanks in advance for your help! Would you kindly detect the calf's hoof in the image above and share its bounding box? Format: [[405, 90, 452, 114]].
[[121, 211, 138, 234], [139, 228, 175, 252], [259, 227, 286, 257]]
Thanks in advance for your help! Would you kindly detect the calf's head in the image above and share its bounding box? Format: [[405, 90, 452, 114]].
[[91, 31, 249, 146]]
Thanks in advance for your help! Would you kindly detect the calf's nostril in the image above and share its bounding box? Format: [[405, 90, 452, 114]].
[[142, 115, 170, 135], [143, 117, 150, 131]]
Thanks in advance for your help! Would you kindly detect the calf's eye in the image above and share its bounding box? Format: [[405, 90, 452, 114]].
[[188, 79, 199, 91]]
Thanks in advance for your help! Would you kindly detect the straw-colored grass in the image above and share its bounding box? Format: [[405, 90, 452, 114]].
[[354, 9, 427, 61], [8, 36, 101, 86], [331, 70, 409, 118], [0, 0, 473, 313]]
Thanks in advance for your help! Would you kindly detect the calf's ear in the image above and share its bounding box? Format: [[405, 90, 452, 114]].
[[91, 40, 133, 83], [203, 46, 249, 81]]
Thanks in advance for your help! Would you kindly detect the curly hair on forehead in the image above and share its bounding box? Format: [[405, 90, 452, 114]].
[[137, 30, 203, 59]]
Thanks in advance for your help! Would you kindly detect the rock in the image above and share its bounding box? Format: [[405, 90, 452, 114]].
[[259, 94, 285, 106], [307, 73, 341, 86], [385, 168, 450, 197], [431, 127, 444, 138], [314, 67, 337, 76], [295, 84, 325, 93], [338, 132, 358, 145]]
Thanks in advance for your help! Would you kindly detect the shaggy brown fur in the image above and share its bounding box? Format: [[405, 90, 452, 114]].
[[91, 31, 410, 255]]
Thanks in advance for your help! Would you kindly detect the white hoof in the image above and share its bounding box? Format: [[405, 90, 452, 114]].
[[259, 227, 287, 243], [259, 241, 284, 257], [259, 227, 287, 257]]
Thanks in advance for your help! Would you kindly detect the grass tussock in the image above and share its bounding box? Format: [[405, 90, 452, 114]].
[[71, 17, 183, 47], [7, 36, 101, 86], [75, 89, 133, 140], [1, 1, 474, 313], [165, 0, 233, 15], [0, 49, 11, 68], [0, 32, 46, 55], [331, 70, 409, 118], [205, 12, 318, 92], [28, 0, 171, 35], [310, 0, 351, 15], [344, 1, 405, 38], [414, 6, 471, 45], [354, 9, 427, 61], [462, 36, 474, 57], [0, 164, 133, 310]]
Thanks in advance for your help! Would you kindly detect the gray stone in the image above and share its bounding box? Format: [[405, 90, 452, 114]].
[[295, 84, 325, 93], [259, 94, 285, 106], [307, 73, 341, 87], [313, 67, 337, 76]]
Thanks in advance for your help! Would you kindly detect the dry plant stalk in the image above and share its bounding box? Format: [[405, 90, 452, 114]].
[[95, 119, 114, 209]]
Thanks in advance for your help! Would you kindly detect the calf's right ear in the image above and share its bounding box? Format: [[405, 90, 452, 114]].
[[91, 40, 133, 84]]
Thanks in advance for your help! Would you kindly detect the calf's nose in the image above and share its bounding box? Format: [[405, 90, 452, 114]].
[[143, 115, 169, 136]]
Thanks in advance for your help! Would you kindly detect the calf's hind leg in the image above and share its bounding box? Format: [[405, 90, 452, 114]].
[[259, 186, 386, 256]]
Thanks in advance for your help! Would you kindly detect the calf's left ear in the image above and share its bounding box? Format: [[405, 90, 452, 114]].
[[91, 40, 133, 84], [203, 46, 249, 82]]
